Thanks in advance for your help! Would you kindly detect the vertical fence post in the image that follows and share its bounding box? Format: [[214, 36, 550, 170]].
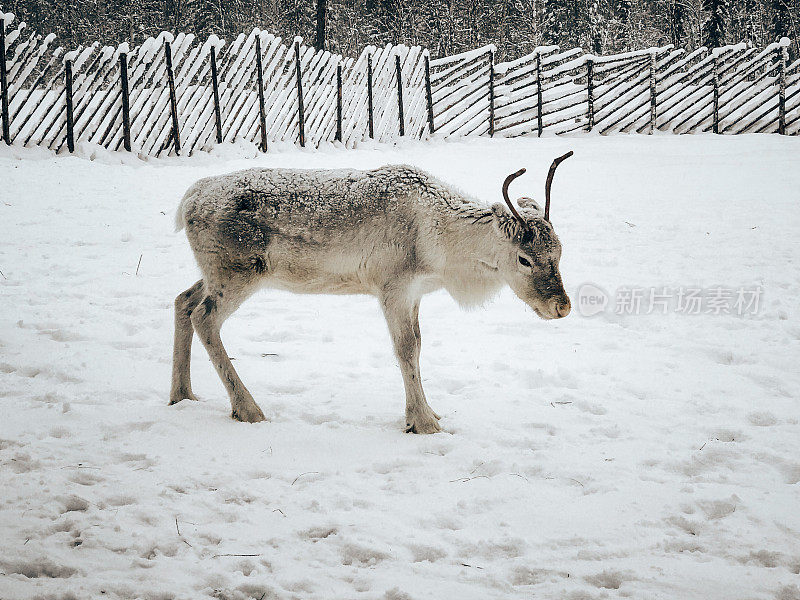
[[395, 54, 405, 137], [367, 52, 374, 139], [488, 49, 495, 136], [0, 18, 9, 145], [424, 54, 434, 135], [119, 52, 132, 151], [778, 45, 787, 135], [65, 59, 75, 153], [294, 41, 305, 147], [536, 51, 543, 137], [164, 40, 181, 155], [255, 35, 268, 152], [712, 54, 719, 134], [335, 62, 342, 142], [649, 50, 658, 133], [586, 57, 594, 131], [210, 45, 223, 144]]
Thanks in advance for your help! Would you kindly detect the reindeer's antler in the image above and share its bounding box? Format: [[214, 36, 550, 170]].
[[544, 151, 573, 222], [502, 168, 530, 231]]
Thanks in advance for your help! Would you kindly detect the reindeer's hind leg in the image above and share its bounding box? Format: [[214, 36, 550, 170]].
[[190, 277, 266, 423], [170, 279, 205, 405]]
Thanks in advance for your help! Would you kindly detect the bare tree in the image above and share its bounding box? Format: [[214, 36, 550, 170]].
[[315, 0, 328, 50], [702, 0, 728, 47]]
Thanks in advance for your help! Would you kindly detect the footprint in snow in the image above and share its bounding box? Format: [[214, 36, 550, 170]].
[[407, 543, 447, 563], [584, 569, 633, 590], [709, 428, 745, 443], [340, 541, 390, 566], [67, 470, 104, 486], [665, 514, 702, 536], [512, 565, 570, 586], [124, 420, 157, 432], [746, 549, 783, 568], [696, 496, 739, 520], [59, 494, 90, 513], [301, 525, 338, 541], [384, 588, 414, 600], [99, 494, 137, 508], [747, 411, 779, 426], [0, 556, 79, 579], [7, 452, 42, 473]]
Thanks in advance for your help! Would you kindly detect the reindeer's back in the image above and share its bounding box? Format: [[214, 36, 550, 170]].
[[177, 165, 438, 230], [176, 166, 445, 292]]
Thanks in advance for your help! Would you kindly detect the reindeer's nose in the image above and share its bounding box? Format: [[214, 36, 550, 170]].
[[555, 297, 571, 318]]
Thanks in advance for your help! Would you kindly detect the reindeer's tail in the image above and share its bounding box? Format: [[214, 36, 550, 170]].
[[174, 181, 203, 232]]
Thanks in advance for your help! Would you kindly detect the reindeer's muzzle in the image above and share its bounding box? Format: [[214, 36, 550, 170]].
[[534, 295, 571, 320], [555, 297, 571, 318]]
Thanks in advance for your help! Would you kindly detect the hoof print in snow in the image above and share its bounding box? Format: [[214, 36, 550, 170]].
[[384, 588, 414, 600], [59, 495, 90, 513], [341, 541, 390, 566], [0, 557, 78, 579], [585, 570, 631, 590]]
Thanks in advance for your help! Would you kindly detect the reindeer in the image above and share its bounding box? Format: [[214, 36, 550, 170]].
[[170, 152, 573, 433]]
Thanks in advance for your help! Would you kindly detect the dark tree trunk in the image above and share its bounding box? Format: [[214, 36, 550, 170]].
[[668, 1, 685, 48], [315, 0, 327, 51], [702, 0, 728, 48], [772, 0, 790, 40]]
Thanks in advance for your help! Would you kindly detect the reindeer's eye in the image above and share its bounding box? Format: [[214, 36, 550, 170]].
[[518, 255, 532, 268]]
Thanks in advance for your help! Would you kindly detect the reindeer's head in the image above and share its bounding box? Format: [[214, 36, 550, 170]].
[[489, 152, 573, 320]]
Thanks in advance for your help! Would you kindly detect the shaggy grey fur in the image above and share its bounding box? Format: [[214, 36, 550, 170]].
[[171, 165, 570, 433]]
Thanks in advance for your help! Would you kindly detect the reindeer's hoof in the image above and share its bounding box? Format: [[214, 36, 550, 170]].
[[169, 390, 198, 405], [405, 415, 442, 434], [231, 402, 266, 423]]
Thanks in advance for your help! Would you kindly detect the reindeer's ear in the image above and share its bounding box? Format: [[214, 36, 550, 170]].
[[516, 197, 542, 215], [491, 202, 523, 240]]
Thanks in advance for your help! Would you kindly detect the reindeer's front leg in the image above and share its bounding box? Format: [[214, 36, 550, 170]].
[[380, 287, 441, 434]]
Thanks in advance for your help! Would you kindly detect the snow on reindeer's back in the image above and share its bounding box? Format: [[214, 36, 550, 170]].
[[175, 167, 370, 232], [176, 165, 446, 228]]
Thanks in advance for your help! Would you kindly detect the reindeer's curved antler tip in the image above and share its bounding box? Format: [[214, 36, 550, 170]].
[[544, 151, 573, 222], [502, 169, 530, 232], [502, 168, 527, 197]]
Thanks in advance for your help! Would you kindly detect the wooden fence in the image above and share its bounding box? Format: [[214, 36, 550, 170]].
[[1, 13, 798, 158]]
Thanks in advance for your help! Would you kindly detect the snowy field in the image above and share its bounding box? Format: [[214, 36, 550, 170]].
[[1, 134, 799, 600]]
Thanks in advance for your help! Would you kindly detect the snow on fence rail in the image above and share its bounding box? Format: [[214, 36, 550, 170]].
[[0, 14, 798, 158]]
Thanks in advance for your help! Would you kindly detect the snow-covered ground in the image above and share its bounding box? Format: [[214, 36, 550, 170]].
[[1, 134, 799, 600]]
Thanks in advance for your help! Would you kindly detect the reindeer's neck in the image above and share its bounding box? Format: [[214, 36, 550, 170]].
[[432, 199, 506, 307]]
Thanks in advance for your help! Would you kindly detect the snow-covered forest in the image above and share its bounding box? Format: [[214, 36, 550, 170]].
[[4, 0, 800, 59]]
